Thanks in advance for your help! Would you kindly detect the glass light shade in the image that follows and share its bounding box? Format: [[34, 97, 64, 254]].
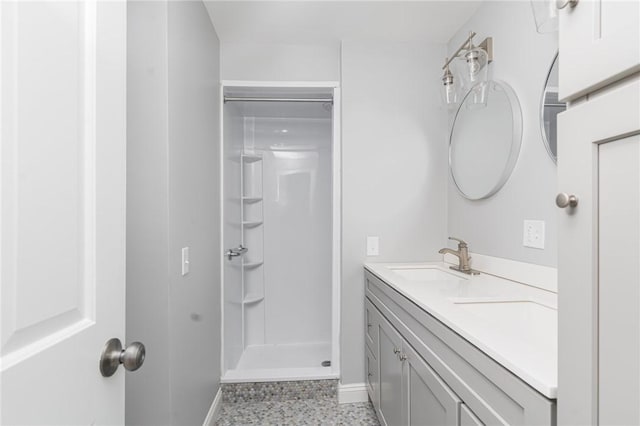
[[456, 47, 489, 107], [530, 0, 559, 33], [465, 82, 488, 110], [440, 67, 459, 108], [463, 47, 488, 86]]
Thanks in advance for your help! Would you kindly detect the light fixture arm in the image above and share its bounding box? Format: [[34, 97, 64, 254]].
[[442, 31, 494, 70]]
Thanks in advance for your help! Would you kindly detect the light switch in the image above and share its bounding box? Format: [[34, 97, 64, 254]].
[[182, 247, 190, 276], [367, 236, 379, 256], [523, 220, 545, 249]]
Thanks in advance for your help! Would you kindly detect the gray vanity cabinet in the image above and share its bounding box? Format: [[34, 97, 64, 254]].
[[364, 269, 556, 426], [375, 307, 462, 426]]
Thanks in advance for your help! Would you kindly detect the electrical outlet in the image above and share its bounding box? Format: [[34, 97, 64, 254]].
[[523, 220, 545, 249], [366, 236, 379, 256]]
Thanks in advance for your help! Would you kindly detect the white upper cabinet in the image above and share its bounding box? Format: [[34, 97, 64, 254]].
[[558, 0, 640, 101]]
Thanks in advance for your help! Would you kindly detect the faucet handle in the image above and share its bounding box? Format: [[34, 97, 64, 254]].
[[448, 237, 468, 247]]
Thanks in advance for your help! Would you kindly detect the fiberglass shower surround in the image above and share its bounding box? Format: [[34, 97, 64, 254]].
[[221, 86, 338, 382]]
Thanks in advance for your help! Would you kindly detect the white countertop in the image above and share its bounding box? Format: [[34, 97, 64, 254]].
[[365, 262, 557, 399]]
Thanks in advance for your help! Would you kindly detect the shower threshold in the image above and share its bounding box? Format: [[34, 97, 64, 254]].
[[221, 342, 338, 383]]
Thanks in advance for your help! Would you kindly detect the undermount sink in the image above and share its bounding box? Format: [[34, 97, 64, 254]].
[[453, 300, 557, 330], [388, 266, 467, 282]]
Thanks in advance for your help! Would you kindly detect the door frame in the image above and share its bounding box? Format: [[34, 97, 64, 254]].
[[218, 80, 342, 379]]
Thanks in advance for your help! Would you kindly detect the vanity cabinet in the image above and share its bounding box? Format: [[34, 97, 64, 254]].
[[558, 0, 640, 100], [364, 269, 556, 426]]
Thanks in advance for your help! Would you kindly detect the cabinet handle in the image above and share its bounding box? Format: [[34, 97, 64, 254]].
[[556, 0, 578, 9], [368, 373, 373, 377], [367, 323, 372, 329], [393, 347, 400, 354], [399, 353, 408, 362]]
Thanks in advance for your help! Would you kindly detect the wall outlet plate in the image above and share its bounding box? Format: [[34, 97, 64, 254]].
[[523, 220, 545, 249]]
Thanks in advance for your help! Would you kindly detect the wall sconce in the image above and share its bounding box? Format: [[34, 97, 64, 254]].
[[530, 0, 579, 33], [440, 31, 493, 108], [440, 58, 458, 108]]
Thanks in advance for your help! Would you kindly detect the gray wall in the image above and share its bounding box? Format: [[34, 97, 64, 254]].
[[220, 40, 448, 387], [221, 42, 340, 81], [447, 1, 558, 267], [126, 1, 221, 424], [341, 41, 448, 385]]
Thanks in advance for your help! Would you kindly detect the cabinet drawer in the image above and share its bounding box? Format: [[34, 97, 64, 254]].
[[366, 344, 379, 408], [365, 297, 379, 356]]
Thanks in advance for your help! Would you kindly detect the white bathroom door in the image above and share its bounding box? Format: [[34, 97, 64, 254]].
[[1, 1, 127, 424]]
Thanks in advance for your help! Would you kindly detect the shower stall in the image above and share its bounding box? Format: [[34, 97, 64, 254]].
[[221, 84, 340, 383]]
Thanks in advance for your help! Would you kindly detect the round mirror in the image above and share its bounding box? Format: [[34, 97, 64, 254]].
[[449, 80, 522, 200], [540, 53, 566, 163]]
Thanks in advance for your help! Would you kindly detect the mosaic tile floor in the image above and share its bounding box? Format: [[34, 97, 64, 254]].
[[216, 399, 380, 425]]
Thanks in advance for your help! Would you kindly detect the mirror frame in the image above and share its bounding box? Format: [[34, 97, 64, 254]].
[[449, 80, 523, 201], [539, 52, 561, 163]]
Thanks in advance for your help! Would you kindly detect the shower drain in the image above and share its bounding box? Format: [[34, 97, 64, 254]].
[[321, 360, 331, 367]]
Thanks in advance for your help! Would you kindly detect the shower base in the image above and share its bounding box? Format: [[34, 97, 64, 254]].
[[221, 342, 338, 383]]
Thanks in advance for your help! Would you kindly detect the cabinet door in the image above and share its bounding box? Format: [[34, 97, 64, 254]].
[[378, 316, 405, 426], [559, 0, 640, 100], [460, 404, 484, 426], [366, 344, 380, 409], [403, 342, 461, 426], [558, 80, 640, 425]]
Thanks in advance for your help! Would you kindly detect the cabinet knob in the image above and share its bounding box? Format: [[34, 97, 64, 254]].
[[399, 353, 408, 362], [393, 347, 400, 355], [556, 0, 578, 9], [556, 193, 579, 208]]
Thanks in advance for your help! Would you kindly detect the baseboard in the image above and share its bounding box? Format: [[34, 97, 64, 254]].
[[338, 382, 368, 404], [203, 386, 222, 426]]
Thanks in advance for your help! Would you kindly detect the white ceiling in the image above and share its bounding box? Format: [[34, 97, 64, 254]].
[[204, 1, 483, 45]]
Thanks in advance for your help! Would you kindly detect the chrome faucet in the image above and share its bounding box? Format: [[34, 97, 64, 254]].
[[438, 237, 479, 275]]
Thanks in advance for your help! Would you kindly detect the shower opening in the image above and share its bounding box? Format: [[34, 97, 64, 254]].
[[220, 83, 340, 383]]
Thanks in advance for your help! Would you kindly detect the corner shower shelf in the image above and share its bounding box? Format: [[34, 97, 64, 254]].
[[243, 294, 265, 305], [243, 220, 263, 228], [242, 154, 263, 164], [242, 196, 263, 204]]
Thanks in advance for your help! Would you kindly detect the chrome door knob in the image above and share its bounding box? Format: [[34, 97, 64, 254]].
[[100, 338, 146, 377], [556, 193, 579, 208]]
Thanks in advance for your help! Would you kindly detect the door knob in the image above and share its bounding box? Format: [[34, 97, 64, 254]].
[[100, 338, 146, 377], [556, 193, 578, 208]]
